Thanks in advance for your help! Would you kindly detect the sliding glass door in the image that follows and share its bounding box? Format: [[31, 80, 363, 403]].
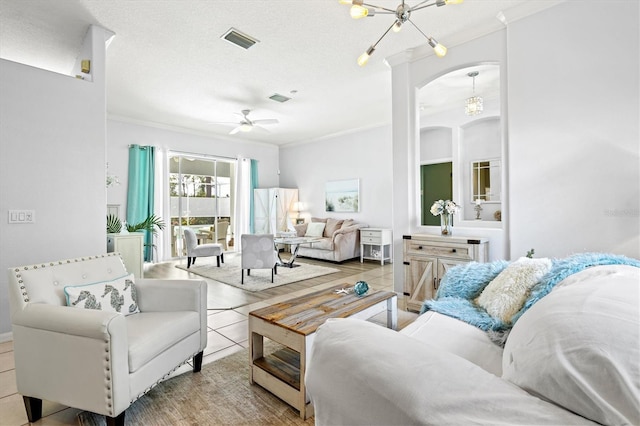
[[168, 153, 236, 258]]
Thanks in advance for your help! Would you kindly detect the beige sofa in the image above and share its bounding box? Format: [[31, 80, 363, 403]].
[[293, 217, 368, 262]]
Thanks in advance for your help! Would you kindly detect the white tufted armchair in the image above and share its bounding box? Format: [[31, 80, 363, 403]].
[[7, 253, 207, 426]]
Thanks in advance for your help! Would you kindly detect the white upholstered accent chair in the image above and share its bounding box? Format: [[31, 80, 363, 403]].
[[183, 228, 224, 268], [241, 234, 277, 284], [7, 253, 208, 426]]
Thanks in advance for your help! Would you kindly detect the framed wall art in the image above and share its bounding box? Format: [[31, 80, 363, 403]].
[[325, 179, 359, 212]]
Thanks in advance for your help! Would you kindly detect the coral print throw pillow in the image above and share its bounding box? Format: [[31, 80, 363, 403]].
[[64, 273, 140, 315]]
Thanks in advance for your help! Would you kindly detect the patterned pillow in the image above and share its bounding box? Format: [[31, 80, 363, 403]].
[[64, 273, 140, 315]]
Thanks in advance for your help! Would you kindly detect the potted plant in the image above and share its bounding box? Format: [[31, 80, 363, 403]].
[[106, 214, 165, 235], [126, 214, 165, 235], [107, 214, 122, 233]]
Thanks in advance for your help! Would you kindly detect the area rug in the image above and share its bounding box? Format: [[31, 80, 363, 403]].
[[175, 253, 339, 291], [77, 347, 314, 425]]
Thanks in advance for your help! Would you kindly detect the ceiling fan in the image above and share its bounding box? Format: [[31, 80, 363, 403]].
[[226, 109, 279, 135]]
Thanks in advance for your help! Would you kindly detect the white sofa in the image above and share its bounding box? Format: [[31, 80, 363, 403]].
[[7, 253, 208, 426], [293, 217, 368, 262], [306, 262, 640, 425]]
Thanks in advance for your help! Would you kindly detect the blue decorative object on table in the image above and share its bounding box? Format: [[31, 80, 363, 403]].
[[353, 281, 369, 296]]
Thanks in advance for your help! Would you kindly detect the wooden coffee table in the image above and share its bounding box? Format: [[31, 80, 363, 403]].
[[248, 284, 397, 419]]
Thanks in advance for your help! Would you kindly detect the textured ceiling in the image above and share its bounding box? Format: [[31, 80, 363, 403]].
[[0, 0, 562, 146]]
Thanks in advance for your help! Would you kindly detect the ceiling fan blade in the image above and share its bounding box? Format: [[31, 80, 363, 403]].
[[252, 118, 279, 125], [252, 125, 271, 134], [229, 125, 243, 135]]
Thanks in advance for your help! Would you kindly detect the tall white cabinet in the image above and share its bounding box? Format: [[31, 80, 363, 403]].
[[254, 188, 298, 234]]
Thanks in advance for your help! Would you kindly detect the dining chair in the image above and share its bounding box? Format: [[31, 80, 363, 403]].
[[215, 220, 230, 250]]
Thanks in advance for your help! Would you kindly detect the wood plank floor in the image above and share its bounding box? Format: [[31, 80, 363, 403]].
[[144, 252, 414, 314], [0, 253, 418, 425]]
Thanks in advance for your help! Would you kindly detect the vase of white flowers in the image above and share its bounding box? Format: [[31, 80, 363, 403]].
[[430, 199, 460, 236]]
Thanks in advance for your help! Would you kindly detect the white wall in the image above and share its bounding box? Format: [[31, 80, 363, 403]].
[[507, 1, 639, 258], [420, 127, 452, 163], [279, 125, 393, 229], [106, 119, 280, 259], [390, 0, 639, 297], [0, 59, 107, 335], [390, 30, 507, 291]]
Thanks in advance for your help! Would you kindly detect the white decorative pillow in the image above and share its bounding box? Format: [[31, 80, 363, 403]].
[[64, 273, 140, 315], [476, 257, 551, 323], [305, 222, 326, 237], [502, 265, 640, 425]]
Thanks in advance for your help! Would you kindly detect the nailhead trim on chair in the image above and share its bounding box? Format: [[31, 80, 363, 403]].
[[104, 337, 114, 416], [130, 351, 202, 403], [12, 254, 199, 415], [12, 254, 122, 417], [11, 253, 121, 303], [12, 252, 190, 417]]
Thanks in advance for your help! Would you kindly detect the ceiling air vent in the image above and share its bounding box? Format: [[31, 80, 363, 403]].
[[221, 28, 259, 50], [269, 93, 291, 103]]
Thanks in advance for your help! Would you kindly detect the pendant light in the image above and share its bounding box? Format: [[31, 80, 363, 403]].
[[465, 71, 483, 116]]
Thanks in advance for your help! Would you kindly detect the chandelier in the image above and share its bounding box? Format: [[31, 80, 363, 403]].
[[339, 0, 464, 66], [465, 71, 483, 116]]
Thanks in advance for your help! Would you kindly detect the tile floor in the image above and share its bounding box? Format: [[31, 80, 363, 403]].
[[0, 258, 417, 425]]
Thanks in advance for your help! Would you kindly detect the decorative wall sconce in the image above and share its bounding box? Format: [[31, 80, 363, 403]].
[[81, 59, 91, 74], [106, 163, 120, 188]]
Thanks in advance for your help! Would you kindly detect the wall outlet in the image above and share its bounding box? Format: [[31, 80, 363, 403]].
[[8, 210, 35, 224]]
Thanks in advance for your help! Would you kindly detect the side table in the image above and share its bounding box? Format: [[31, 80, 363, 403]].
[[360, 228, 393, 265]]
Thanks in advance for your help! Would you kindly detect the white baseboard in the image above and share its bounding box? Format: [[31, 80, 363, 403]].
[[0, 331, 13, 343]]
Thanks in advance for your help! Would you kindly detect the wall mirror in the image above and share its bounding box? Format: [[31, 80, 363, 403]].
[[418, 63, 503, 225]]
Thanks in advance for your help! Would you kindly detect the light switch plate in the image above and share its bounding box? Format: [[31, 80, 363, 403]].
[[8, 210, 35, 224]]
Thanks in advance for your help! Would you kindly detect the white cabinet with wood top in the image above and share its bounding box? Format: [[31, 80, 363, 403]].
[[403, 234, 488, 312], [360, 228, 392, 265]]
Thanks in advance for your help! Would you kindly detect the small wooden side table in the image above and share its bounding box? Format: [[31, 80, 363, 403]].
[[249, 284, 397, 419]]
